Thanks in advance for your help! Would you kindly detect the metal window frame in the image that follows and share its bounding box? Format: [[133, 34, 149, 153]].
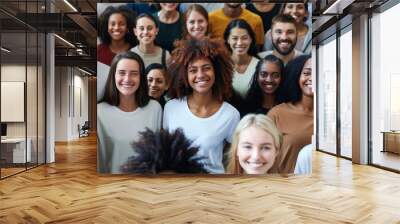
[[315, 18, 354, 162], [368, 0, 400, 172]]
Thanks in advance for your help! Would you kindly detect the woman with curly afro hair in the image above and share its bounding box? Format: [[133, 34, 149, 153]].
[[163, 38, 240, 174]]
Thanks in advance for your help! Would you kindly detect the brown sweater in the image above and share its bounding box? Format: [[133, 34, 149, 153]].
[[267, 103, 313, 174]]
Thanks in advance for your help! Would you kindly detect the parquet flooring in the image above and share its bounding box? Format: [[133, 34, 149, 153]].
[[1, 135, 400, 223], [1, 167, 25, 177]]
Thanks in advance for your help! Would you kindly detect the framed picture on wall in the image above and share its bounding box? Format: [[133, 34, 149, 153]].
[[96, 2, 314, 175]]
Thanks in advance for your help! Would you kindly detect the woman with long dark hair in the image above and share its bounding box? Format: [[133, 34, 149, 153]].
[[267, 54, 313, 174], [97, 51, 162, 173], [242, 54, 284, 116], [224, 19, 260, 99]]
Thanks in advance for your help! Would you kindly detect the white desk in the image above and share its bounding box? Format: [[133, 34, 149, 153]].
[[1, 138, 32, 163]]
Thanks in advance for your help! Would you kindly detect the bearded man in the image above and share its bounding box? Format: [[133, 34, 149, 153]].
[[258, 15, 303, 65]]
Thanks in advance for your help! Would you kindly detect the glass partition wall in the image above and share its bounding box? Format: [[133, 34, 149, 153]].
[[339, 26, 352, 159], [370, 3, 400, 171], [316, 25, 353, 159], [0, 30, 27, 177], [317, 35, 337, 155], [0, 1, 46, 179], [316, 0, 400, 172]]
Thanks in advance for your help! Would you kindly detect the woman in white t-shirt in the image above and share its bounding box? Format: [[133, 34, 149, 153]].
[[130, 13, 170, 68], [97, 51, 162, 174], [223, 19, 260, 99], [163, 38, 240, 174]]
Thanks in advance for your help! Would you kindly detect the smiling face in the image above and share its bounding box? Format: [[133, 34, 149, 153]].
[[108, 13, 128, 41], [237, 125, 277, 174], [186, 10, 208, 40], [147, 69, 167, 99], [271, 22, 297, 56], [134, 16, 158, 45], [283, 3, 308, 24], [115, 59, 140, 97], [160, 3, 178, 12], [228, 27, 252, 56], [299, 59, 313, 97], [258, 61, 282, 95], [187, 57, 215, 95]]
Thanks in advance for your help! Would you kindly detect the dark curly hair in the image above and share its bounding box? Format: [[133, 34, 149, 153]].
[[167, 38, 234, 101], [277, 54, 312, 104], [98, 5, 137, 46], [120, 128, 208, 174]]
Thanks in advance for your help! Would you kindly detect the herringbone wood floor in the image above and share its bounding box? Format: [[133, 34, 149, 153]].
[[1, 135, 400, 223]]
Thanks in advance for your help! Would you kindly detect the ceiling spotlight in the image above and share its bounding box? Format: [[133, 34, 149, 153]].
[[322, 0, 354, 15], [63, 0, 78, 12], [78, 67, 92, 76], [54, 34, 75, 48], [1, 47, 11, 53]]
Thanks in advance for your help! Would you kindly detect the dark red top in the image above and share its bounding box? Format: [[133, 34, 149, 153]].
[[97, 43, 115, 66]]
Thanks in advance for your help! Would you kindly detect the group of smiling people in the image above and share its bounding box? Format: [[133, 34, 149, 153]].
[[97, 3, 313, 175]]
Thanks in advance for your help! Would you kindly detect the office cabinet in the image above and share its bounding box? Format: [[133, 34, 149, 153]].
[[382, 131, 400, 154]]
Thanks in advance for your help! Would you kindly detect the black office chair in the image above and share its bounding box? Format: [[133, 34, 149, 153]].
[[79, 121, 90, 138]]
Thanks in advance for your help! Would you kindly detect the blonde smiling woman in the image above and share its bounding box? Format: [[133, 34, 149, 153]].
[[227, 114, 282, 174]]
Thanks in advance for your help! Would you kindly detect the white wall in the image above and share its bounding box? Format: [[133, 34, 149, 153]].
[[55, 66, 69, 141], [1, 65, 26, 133], [55, 67, 89, 141], [1, 65, 36, 137], [1, 63, 46, 164], [74, 73, 89, 131]]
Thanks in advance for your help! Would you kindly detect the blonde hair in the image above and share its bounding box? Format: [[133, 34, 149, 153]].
[[227, 114, 282, 174]]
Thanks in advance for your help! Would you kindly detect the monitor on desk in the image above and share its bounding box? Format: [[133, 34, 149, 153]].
[[1, 123, 7, 139]]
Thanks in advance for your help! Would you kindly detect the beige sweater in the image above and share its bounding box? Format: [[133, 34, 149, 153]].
[[267, 103, 313, 174]]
